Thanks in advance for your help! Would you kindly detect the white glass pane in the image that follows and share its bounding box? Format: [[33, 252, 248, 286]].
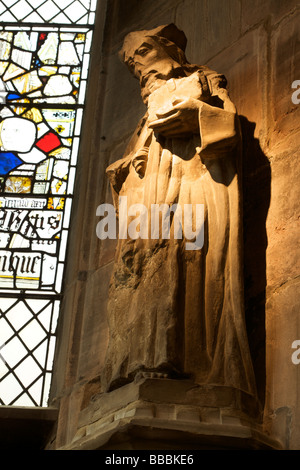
[[0, 0, 18, 8], [27, 376, 43, 403], [38, 32, 59, 63], [54, 262, 63, 292], [41, 372, 52, 406], [0, 374, 23, 403], [64, 1, 86, 22], [0, 11, 18, 22], [0, 318, 14, 344], [57, 41, 79, 65], [51, 300, 60, 333], [37, 304, 52, 330], [14, 31, 38, 51], [81, 53, 89, 79], [46, 335, 56, 369], [52, 0, 73, 8], [0, 297, 17, 312], [70, 136, 79, 165], [26, 298, 49, 314], [0, 358, 9, 380], [77, 13, 88, 24], [28, 0, 46, 8], [23, 11, 44, 22], [10, 0, 32, 19], [6, 303, 32, 330], [32, 339, 48, 366], [62, 197, 72, 228], [59, 229, 68, 261], [88, 12, 95, 24], [19, 320, 47, 349], [51, 12, 71, 23], [78, 78, 86, 104], [74, 108, 83, 135], [67, 166, 75, 193], [14, 355, 42, 387], [37, 1, 60, 21], [0, 39, 11, 61], [13, 393, 36, 406], [0, 32, 13, 41], [1, 336, 28, 367]]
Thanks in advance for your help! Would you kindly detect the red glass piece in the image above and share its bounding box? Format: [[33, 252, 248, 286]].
[[35, 131, 61, 153]]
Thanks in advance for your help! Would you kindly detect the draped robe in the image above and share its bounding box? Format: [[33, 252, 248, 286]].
[[104, 69, 256, 397]]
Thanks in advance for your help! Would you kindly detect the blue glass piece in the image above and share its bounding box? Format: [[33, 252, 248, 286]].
[[6, 93, 22, 100], [0, 152, 23, 175]]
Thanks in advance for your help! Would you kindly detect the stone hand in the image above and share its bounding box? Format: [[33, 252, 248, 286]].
[[148, 98, 201, 138]]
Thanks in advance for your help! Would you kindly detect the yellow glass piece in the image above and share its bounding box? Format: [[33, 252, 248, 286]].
[[49, 147, 70, 159], [3, 63, 26, 81], [5, 177, 32, 193], [38, 66, 58, 76], [71, 68, 80, 87], [22, 107, 43, 123], [55, 180, 63, 192], [0, 40, 11, 61], [75, 33, 85, 42], [55, 125, 65, 134], [56, 198, 65, 210], [62, 138, 72, 147], [0, 32, 13, 43], [8, 105, 28, 115], [0, 61, 8, 75], [47, 198, 54, 209], [47, 197, 65, 210], [13, 70, 43, 94], [12, 98, 30, 103], [27, 90, 42, 98]]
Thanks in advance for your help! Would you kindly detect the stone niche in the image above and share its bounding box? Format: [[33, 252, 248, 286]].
[[48, 0, 300, 451]]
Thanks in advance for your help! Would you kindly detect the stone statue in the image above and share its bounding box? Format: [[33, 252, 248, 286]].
[[104, 24, 257, 398]]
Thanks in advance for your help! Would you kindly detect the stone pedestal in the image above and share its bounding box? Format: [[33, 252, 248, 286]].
[[60, 378, 282, 450]]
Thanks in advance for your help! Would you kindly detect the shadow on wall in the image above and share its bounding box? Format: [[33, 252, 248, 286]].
[[239, 116, 271, 410]]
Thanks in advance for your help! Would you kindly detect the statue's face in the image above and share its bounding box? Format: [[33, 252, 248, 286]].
[[127, 37, 183, 102]]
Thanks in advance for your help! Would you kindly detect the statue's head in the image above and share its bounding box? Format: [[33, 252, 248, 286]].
[[119, 24, 188, 103]]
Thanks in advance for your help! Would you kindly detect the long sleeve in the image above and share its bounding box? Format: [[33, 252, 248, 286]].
[[198, 101, 239, 159]]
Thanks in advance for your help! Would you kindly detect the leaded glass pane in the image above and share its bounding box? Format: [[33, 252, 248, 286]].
[[0, 0, 96, 24], [0, 1, 97, 406]]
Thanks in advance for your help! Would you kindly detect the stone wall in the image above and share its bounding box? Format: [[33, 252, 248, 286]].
[[48, 0, 300, 450]]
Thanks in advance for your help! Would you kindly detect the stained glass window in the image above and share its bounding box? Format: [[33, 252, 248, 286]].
[[0, 1, 97, 407]]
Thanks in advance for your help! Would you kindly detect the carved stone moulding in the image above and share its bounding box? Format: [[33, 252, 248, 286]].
[[60, 378, 282, 450]]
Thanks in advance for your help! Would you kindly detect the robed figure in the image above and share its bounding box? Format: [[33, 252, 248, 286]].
[[103, 24, 256, 398]]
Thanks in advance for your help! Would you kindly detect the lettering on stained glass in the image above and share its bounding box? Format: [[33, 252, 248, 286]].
[[0, 0, 97, 407], [0, 27, 92, 293]]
